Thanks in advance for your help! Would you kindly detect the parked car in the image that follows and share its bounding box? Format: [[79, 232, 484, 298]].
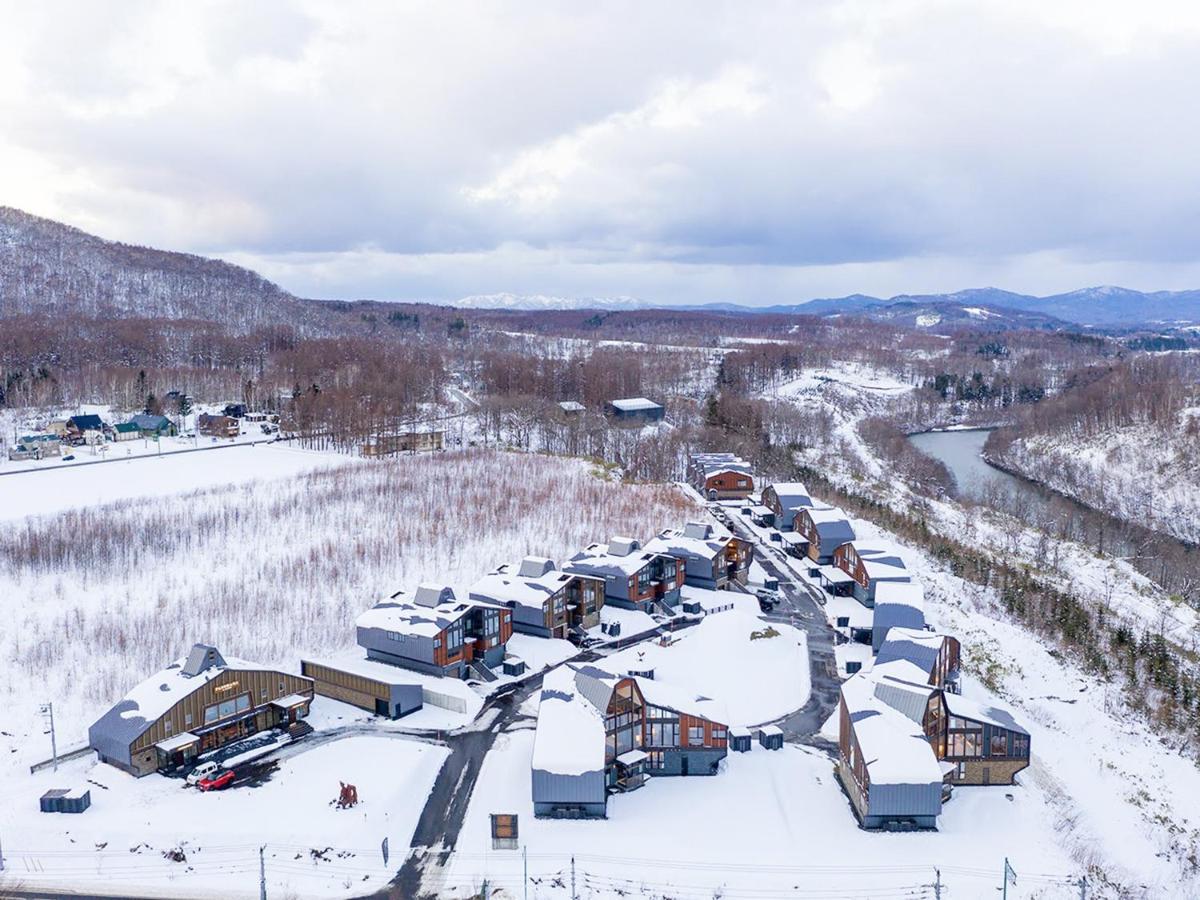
[[62, 454, 75, 461], [755, 587, 780, 607], [198, 769, 236, 792], [186, 761, 220, 786]]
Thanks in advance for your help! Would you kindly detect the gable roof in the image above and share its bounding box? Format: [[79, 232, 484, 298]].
[[643, 523, 735, 564], [88, 646, 277, 761], [470, 558, 596, 611], [874, 628, 948, 681], [565, 538, 673, 578], [944, 692, 1029, 735], [69, 414, 104, 430], [357, 584, 499, 638], [130, 413, 171, 431], [841, 673, 942, 787]]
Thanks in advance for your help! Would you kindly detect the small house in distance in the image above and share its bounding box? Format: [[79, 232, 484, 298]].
[[688, 453, 754, 500], [557, 401, 586, 417], [88, 643, 313, 777], [356, 583, 513, 680], [66, 414, 105, 444], [130, 413, 176, 437], [198, 413, 239, 438], [470, 557, 605, 641], [361, 430, 444, 456], [111, 423, 140, 442], [606, 397, 664, 425], [644, 522, 753, 591], [564, 537, 684, 612], [8, 434, 63, 460]]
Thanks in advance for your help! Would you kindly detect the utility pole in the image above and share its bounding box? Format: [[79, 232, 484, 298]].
[[932, 867, 942, 900], [571, 854, 577, 900], [1002, 857, 1016, 900], [523, 844, 528, 900], [259, 845, 266, 900], [1, 830, 5, 872], [40, 703, 57, 771], [1077, 875, 1088, 900]]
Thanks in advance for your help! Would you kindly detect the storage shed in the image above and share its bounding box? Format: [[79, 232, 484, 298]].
[[40, 788, 91, 814], [301, 656, 424, 719], [729, 726, 753, 753], [758, 725, 784, 750]]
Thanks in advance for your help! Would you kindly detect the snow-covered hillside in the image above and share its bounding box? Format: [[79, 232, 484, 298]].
[[989, 412, 1200, 545]]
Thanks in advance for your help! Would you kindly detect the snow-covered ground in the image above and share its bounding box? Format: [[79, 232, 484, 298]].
[[0, 735, 447, 898], [0, 441, 352, 521], [439, 729, 1081, 899]]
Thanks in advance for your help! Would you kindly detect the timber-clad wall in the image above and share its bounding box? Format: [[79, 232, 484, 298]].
[[302, 660, 387, 710], [129, 668, 313, 756]]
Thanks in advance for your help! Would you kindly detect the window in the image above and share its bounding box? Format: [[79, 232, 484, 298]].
[[433, 638, 441, 648], [164, 719, 173, 735], [688, 725, 704, 746], [990, 732, 1009, 757], [712, 727, 727, 742], [836, 616, 850, 627], [1012, 734, 1030, 758], [647, 751, 665, 770], [184, 713, 193, 727], [648, 721, 679, 747], [261, 689, 268, 701], [955, 761, 966, 780]]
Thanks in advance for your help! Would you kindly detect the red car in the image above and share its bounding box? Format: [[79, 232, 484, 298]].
[[197, 769, 236, 792]]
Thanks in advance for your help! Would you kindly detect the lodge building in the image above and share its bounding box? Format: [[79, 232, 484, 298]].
[[470, 557, 606, 641], [565, 536, 684, 612], [88, 644, 313, 777], [532, 663, 729, 818], [644, 522, 753, 591]]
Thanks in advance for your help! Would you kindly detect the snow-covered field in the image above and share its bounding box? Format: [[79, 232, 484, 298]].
[[0, 734, 447, 898], [440, 729, 1080, 899], [0, 448, 695, 776]]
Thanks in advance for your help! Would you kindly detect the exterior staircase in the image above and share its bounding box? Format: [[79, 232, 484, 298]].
[[469, 660, 499, 682]]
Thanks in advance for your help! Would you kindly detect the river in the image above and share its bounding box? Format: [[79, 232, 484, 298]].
[[908, 427, 1197, 598], [907, 427, 1032, 504]]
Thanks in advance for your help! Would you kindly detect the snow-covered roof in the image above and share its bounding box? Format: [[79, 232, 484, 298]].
[[636, 676, 728, 725], [469, 557, 595, 611], [819, 565, 856, 584], [874, 628, 949, 681], [848, 544, 910, 580], [532, 665, 609, 776], [750, 504, 774, 516], [799, 506, 857, 543], [565, 537, 672, 578], [765, 482, 811, 508], [874, 581, 924, 611], [944, 693, 1029, 735], [610, 397, 663, 412], [780, 531, 807, 546], [825, 593, 873, 628], [357, 584, 498, 638], [841, 673, 941, 787], [644, 522, 735, 563], [89, 645, 278, 758], [558, 401, 586, 411], [872, 674, 936, 725]]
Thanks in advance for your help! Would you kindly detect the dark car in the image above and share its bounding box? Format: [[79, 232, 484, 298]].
[[62, 454, 75, 461]]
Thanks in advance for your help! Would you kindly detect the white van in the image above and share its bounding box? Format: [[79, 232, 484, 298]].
[[186, 761, 220, 786]]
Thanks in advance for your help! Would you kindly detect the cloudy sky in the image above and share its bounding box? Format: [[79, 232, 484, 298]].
[[3, 0, 1200, 305]]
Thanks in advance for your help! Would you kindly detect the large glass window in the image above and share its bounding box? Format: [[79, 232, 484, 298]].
[[203, 693, 250, 726], [688, 725, 704, 746], [990, 732, 1009, 756]]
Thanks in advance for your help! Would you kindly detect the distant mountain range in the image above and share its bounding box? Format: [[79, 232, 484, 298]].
[[452, 286, 1200, 329], [3, 206, 1198, 331]]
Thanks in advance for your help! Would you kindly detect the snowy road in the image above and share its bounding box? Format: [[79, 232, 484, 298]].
[[715, 509, 841, 746]]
